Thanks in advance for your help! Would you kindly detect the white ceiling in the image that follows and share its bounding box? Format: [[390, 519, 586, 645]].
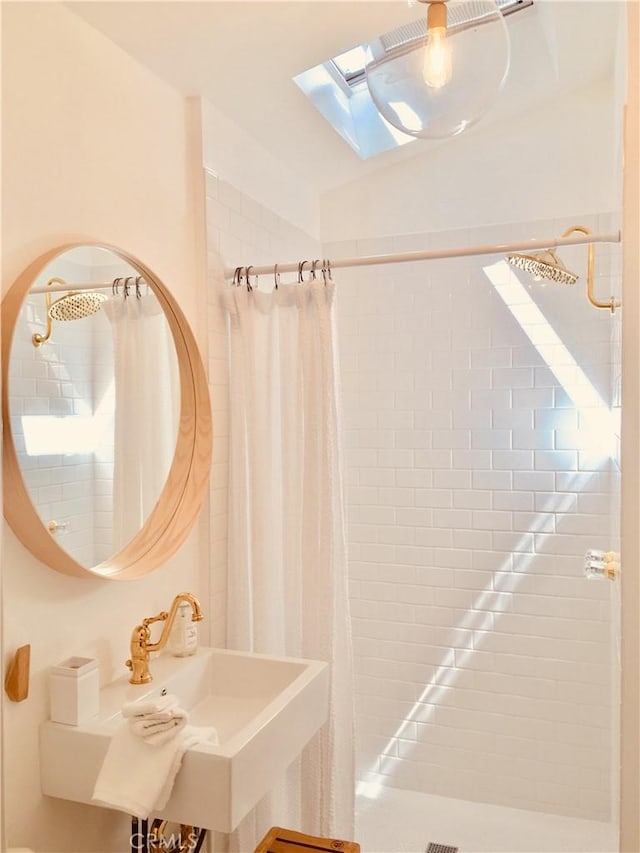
[[66, 1, 623, 192]]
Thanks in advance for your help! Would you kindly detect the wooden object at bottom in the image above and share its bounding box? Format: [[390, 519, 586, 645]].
[[254, 826, 360, 853]]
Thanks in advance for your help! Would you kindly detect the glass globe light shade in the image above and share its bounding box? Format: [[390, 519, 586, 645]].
[[365, 0, 511, 139]]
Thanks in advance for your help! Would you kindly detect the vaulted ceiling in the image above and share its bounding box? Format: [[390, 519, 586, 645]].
[[67, 1, 623, 191]]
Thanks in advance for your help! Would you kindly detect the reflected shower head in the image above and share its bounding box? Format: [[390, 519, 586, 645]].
[[506, 248, 579, 286], [32, 278, 108, 347], [48, 291, 107, 321]]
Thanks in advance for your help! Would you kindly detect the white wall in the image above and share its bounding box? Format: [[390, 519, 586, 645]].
[[200, 99, 320, 242], [2, 5, 210, 851], [321, 79, 619, 244], [323, 71, 623, 821]]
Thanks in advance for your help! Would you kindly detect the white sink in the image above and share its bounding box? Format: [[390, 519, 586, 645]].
[[40, 647, 329, 832]]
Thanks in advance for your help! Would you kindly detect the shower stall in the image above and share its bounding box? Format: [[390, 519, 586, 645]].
[[202, 31, 628, 839], [327, 214, 622, 850]]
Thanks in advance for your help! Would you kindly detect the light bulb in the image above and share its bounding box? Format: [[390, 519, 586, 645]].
[[423, 2, 452, 89], [423, 25, 452, 88], [365, 0, 511, 139]]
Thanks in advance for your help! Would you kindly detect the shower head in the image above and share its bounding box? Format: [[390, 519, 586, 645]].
[[48, 291, 107, 321], [506, 226, 620, 312], [506, 248, 579, 286], [32, 278, 108, 347]]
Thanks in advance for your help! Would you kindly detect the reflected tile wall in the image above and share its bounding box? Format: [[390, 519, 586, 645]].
[[9, 296, 114, 566]]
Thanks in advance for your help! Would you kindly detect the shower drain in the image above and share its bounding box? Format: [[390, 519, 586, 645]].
[[426, 844, 459, 853]]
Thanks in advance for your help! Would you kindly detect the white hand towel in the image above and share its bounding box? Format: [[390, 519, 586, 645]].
[[132, 709, 178, 722], [121, 693, 178, 719], [153, 727, 218, 814], [92, 723, 216, 818], [129, 706, 188, 734], [129, 712, 188, 744]]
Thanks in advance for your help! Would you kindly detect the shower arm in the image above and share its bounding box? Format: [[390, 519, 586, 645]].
[[563, 226, 620, 313]]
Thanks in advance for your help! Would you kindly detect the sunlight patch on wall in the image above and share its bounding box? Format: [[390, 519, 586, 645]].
[[483, 260, 616, 458], [21, 381, 114, 457]]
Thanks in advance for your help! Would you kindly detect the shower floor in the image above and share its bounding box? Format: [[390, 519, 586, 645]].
[[355, 787, 618, 853]]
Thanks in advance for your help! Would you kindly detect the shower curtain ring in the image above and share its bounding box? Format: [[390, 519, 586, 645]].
[[233, 267, 242, 287], [135, 276, 143, 299], [112, 277, 122, 295], [311, 259, 321, 281], [245, 266, 254, 292], [123, 276, 134, 299], [298, 261, 310, 283], [274, 263, 280, 290]]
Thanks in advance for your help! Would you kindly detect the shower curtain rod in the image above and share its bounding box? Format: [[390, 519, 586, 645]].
[[30, 279, 151, 295], [224, 230, 621, 280]]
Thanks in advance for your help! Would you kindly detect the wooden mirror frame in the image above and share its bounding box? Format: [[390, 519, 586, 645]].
[[1, 243, 212, 580]]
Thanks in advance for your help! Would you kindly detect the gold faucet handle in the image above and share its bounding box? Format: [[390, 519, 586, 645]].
[[142, 611, 169, 629]]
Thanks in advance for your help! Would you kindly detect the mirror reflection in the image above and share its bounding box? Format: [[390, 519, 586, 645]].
[[8, 246, 180, 568]]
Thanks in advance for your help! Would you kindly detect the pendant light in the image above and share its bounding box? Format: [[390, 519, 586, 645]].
[[365, 0, 511, 139]]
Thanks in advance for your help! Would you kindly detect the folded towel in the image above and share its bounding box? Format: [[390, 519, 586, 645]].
[[92, 723, 216, 818], [129, 709, 187, 734], [129, 711, 188, 745], [132, 709, 179, 722], [121, 693, 178, 719]]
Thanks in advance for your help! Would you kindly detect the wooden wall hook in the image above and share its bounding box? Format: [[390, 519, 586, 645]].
[[5, 644, 31, 702]]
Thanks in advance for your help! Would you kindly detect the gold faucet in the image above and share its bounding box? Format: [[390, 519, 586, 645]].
[[126, 592, 204, 685]]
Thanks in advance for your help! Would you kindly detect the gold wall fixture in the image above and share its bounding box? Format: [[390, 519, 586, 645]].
[[507, 225, 621, 313], [564, 225, 620, 313]]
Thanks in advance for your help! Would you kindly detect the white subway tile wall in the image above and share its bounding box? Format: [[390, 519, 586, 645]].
[[204, 169, 321, 646], [328, 214, 621, 821], [204, 187, 621, 821]]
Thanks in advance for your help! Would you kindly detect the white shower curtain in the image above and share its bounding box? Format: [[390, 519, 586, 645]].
[[103, 293, 179, 552], [224, 278, 354, 850]]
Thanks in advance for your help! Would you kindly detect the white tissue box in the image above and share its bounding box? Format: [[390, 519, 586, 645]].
[[49, 656, 99, 725]]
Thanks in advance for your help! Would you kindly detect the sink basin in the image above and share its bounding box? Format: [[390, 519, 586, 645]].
[[40, 647, 329, 832]]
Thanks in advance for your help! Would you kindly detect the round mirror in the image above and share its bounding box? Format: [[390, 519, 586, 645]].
[[2, 243, 212, 579]]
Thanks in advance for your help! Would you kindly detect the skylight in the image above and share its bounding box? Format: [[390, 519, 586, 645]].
[[293, 0, 533, 159]]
